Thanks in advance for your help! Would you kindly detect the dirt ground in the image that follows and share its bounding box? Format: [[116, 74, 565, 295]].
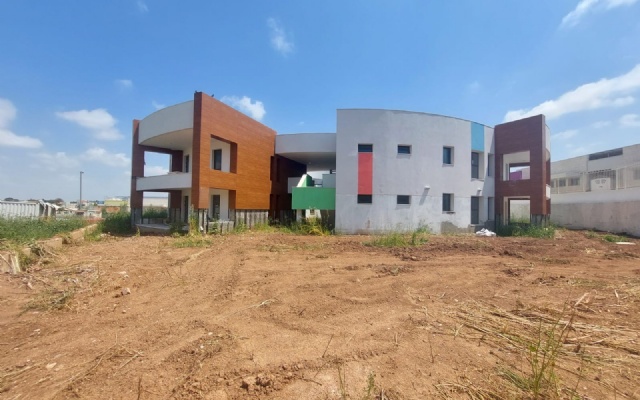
[[1, 229, 639, 399]]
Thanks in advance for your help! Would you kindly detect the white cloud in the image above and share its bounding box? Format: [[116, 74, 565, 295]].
[[267, 18, 294, 56], [467, 81, 481, 93], [0, 98, 43, 148], [504, 64, 640, 122], [31, 147, 130, 172], [620, 113, 640, 126], [56, 108, 124, 140], [115, 79, 133, 89], [220, 95, 266, 121], [145, 165, 169, 176], [561, 0, 638, 28], [152, 100, 165, 110], [81, 147, 131, 168], [31, 151, 79, 171], [0, 130, 43, 149], [137, 0, 148, 13], [552, 129, 579, 140], [591, 120, 611, 128], [0, 98, 17, 126]]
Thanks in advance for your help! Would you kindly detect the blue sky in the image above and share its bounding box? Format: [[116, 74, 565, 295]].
[[1, 0, 639, 201]]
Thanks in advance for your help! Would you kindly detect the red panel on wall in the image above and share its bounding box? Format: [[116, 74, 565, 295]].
[[358, 153, 373, 194]]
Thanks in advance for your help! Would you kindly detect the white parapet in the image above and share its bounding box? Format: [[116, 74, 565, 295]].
[[136, 172, 192, 191], [139, 101, 194, 144]]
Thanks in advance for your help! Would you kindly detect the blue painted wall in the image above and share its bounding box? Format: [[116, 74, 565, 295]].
[[471, 122, 484, 152]]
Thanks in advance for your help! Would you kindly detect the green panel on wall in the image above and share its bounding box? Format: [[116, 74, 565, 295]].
[[292, 187, 336, 210]]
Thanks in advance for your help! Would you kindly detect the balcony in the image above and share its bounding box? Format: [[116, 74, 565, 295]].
[[136, 172, 191, 191], [138, 101, 194, 149]]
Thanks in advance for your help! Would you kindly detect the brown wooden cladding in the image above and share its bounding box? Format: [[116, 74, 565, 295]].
[[494, 114, 550, 216], [192, 92, 276, 210]]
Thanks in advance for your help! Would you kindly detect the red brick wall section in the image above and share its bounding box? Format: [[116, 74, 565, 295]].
[[191, 92, 277, 210], [494, 114, 549, 216]]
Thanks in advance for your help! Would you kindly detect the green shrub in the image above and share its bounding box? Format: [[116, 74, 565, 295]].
[[0, 217, 86, 245], [100, 212, 132, 235], [497, 223, 555, 239], [169, 220, 186, 235], [142, 206, 168, 219]]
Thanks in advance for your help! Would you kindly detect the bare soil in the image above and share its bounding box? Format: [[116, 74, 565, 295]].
[[1, 230, 639, 399]]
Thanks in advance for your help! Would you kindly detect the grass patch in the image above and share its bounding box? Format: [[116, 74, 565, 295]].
[[336, 364, 379, 400], [496, 223, 556, 239], [0, 217, 86, 246], [173, 235, 213, 248], [83, 225, 102, 242], [25, 289, 75, 311], [585, 231, 629, 243], [22, 265, 102, 313], [602, 234, 627, 243], [249, 222, 279, 232], [445, 300, 640, 399], [279, 218, 332, 236]]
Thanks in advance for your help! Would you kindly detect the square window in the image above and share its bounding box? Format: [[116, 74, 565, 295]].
[[397, 195, 410, 205], [442, 193, 453, 212], [358, 144, 373, 153], [569, 177, 580, 186], [558, 179, 566, 187], [397, 145, 411, 155], [357, 194, 372, 204], [443, 147, 453, 165]]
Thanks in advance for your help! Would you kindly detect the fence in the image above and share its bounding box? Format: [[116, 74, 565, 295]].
[[551, 163, 640, 194], [0, 200, 59, 219]]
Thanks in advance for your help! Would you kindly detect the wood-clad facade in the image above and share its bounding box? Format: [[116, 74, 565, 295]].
[[131, 92, 303, 225]]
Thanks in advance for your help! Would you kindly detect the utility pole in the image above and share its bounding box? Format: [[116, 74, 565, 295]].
[[79, 171, 84, 210]]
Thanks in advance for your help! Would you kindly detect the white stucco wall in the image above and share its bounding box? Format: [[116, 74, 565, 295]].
[[208, 188, 230, 220], [552, 200, 640, 237], [335, 109, 495, 234]]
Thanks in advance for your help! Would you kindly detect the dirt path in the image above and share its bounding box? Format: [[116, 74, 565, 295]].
[[1, 230, 639, 399]]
